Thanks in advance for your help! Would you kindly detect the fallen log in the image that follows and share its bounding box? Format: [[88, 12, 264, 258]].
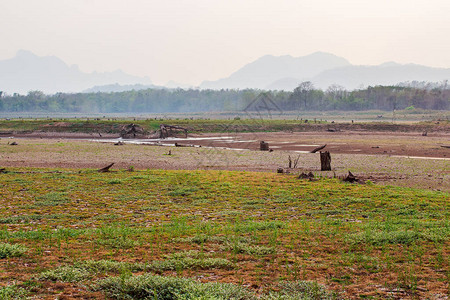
[[311, 144, 326, 153], [98, 163, 114, 173]]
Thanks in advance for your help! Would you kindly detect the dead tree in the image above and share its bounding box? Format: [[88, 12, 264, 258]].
[[320, 151, 331, 171], [159, 124, 188, 139], [311, 144, 326, 153], [98, 163, 114, 172], [293, 154, 301, 168], [120, 124, 145, 138]]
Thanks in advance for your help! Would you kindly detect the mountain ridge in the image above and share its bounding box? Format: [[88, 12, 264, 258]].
[[0, 50, 153, 94], [201, 53, 450, 91]]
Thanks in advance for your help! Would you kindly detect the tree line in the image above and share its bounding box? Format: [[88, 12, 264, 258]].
[[0, 82, 448, 113]]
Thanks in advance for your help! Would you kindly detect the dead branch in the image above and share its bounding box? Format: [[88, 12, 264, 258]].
[[293, 154, 301, 168], [311, 144, 326, 153], [98, 163, 114, 173]]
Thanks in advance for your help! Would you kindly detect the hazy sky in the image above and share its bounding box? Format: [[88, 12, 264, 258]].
[[1, 0, 449, 85]]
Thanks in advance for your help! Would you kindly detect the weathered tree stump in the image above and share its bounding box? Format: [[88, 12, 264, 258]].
[[260, 141, 269, 151], [320, 151, 331, 171]]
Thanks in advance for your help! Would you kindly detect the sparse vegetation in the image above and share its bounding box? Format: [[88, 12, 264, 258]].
[[0, 130, 448, 299]]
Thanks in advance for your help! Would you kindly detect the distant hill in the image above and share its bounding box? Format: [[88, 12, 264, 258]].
[[83, 83, 163, 93], [201, 52, 450, 91], [0, 50, 153, 94], [201, 52, 351, 90], [309, 63, 450, 90]]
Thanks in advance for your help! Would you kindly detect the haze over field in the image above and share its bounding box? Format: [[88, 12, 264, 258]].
[[1, 0, 449, 94]]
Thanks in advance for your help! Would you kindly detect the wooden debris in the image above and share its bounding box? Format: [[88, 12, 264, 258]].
[[277, 167, 284, 174], [98, 163, 114, 173], [260, 141, 269, 151], [343, 171, 359, 183], [311, 144, 326, 153], [9, 141, 18, 145], [114, 141, 124, 146], [320, 151, 331, 171], [120, 123, 145, 138], [441, 145, 450, 149], [159, 124, 188, 139], [0, 168, 7, 173], [288, 155, 292, 168]]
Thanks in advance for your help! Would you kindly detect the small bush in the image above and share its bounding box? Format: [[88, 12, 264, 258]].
[[265, 280, 336, 300], [95, 274, 256, 299], [0, 285, 29, 300], [38, 266, 91, 282], [149, 257, 234, 272], [347, 230, 423, 246], [0, 243, 27, 258]]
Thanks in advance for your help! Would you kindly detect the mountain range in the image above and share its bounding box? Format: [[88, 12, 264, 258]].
[[0, 50, 449, 94], [200, 52, 450, 90], [0, 50, 153, 94]]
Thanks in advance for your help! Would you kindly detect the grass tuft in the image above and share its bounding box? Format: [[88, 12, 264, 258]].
[[0, 243, 27, 258]]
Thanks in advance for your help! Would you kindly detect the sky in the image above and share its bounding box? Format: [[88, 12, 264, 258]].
[[1, 0, 449, 86]]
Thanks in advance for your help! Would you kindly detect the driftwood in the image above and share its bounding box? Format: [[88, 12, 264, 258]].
[[310, 144, 326, 153], [441, 145, 450, 149], [320, 151, 331, 171], [174, 143, 194, 147], [260, 141, 269, 151], [98, 163, 114, 173], [160, 124, 188, 139]]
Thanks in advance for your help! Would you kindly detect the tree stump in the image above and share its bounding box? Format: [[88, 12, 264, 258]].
[[320, 151, 331, 171], [260, 141, 269, 151]]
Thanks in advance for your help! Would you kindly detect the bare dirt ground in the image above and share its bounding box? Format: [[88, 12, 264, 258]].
[[0, 130, 448, 191]]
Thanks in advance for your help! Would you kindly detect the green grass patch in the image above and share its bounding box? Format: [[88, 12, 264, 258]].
[[0, 243, 27, 258]]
